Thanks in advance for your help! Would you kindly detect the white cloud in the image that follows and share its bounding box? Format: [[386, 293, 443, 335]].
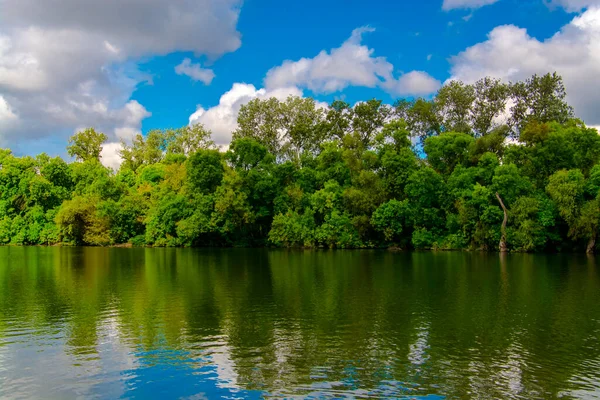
[[449, 7, 600, 125], [99, 102, 149, 170], [547, 0, 600, 12], [175, 58, 215, 85], [188, 26, 442, 147], [385, 71, 443, 96], [0, 0, 242, 156], [0, 96, 18, 145], [264, 27, 390, 93], [0, 33, 47, 91], [264, 27, 440, 97], [442, 0, 499, 10], [100, 142, 123, 171], [0, 95, 17, 121], [103, 41, 120, 55], [1, 0, 242, 58], [115, 127, 140, 142], [189, 83, 302, 145]]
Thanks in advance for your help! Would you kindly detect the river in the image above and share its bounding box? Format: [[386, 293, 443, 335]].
[[0, 247, 598, 398]]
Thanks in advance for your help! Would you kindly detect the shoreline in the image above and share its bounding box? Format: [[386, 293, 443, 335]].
[[0, 243, 593, 254]]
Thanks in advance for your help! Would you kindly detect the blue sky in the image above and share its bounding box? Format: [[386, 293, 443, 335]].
[[134, 0, 573, 132], [0, 0, 598, 167]]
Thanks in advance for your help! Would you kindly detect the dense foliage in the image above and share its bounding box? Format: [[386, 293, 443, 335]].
[[2, 72, 600, 252]]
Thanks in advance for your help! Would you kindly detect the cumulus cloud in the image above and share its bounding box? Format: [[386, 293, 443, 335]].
[[100, 142, 124, 171], [175, 58, 216, 85], [384, 71, 443, 96], [449, 7, 600, 125], [264, 27, 390, 93], [189, 83, 302, 146], [442, 0, 499, 10], [0, 0, 242, 156], [188, 27, 442, 147], [264, 27, 440, 97]]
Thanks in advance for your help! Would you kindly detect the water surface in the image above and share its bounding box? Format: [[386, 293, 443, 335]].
[[0, 247, 599, 398]]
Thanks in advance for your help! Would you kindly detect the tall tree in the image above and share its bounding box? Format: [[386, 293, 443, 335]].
[[165, 124, 215, 155], [435, 80, 475, 134], [351, 99, 390, 148], [234, 98, 284, 156], [471, 77, 510, 136], [120, 130, 166, 171], [510, 72, 574, 131], [280, 96, 325, 161], [67, 128, 107, 162]]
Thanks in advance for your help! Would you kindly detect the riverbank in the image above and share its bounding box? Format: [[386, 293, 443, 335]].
[[1, 242, 595, 254]]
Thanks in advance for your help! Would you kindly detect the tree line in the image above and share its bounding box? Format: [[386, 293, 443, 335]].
[[1, 72, 599, 252]]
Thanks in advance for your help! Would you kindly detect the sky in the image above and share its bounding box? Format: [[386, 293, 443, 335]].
[[0, 0, 599, 168]]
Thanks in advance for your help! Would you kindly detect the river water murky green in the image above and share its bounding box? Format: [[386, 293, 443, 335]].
[[0, 247, 599, 399]]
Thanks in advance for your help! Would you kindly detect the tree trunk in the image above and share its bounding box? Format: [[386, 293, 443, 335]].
[[586, 235, 596, 254], [496, 192, 509, 253]]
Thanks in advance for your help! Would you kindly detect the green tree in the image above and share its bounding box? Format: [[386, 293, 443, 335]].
[[119, 130, 166, 171], [269, 210, 315, 247], [234, 98, 284, 156], [0, 72, 595, 252], [67, 128, 107, 162], [165, 124, 214, 155], [187, 150, 224, 194], [471, 77, 510, 136], [435, 80, 475, 134], [280, 96, 325, 160], [394, 98, 440, 141], [510, 72, 574, 131], [546, 169, 599, 252], [55, 196, 110, 245], [424, 132, 475, 175], [351, 99, 390, 147], [371, 199, 411, 245]]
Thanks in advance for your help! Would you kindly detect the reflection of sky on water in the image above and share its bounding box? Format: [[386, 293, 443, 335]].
[[12, 313, 584, 400], [0, 326, 446, 399], [0, 329, 264, 399], [2, 315, 438, 399], [0, 309, 261, 399], [408, 321, 430, 367], [115, 354, 263, 399]]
